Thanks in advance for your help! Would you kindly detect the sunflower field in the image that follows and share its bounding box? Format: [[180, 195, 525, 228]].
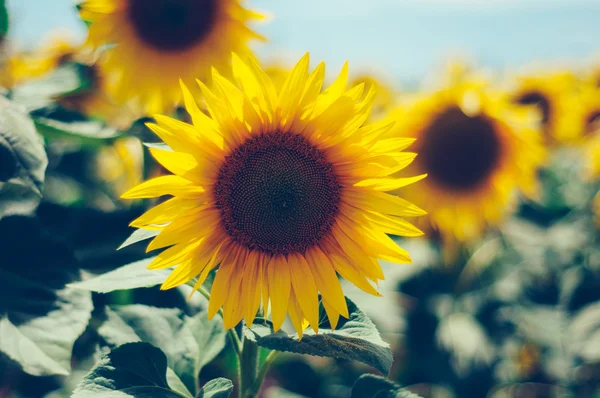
[[1, 0, 599, 397]]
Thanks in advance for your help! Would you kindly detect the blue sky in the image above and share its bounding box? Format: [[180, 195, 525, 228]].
[[6, 0, 600, 84]]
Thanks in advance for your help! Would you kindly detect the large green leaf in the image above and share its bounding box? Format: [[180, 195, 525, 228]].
[[98, 305, 226, 395], [69, 257, 170, 293], [0, 97, 47, 218], [0, 216, 92, 376], [351, 374, 423, 398], [72, 342, 190, 398], [195, 378, 233, 398], [244, 297, 393, 375]]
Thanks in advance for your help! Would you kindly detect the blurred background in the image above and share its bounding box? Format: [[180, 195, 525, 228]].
[[1, 0, 599, 397], [6, 0, 600, 81]]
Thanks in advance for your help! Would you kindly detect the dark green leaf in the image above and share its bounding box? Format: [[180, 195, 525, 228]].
[[69, 257, 170, 292], [195, 378, 233, 398], [0, 97, 47, 218], [72, 342, 188, 398], [351, 374, 422, 398], [244, 297, 393, 375], [0, 216, 92, 376], [99, 305, 226, 395]]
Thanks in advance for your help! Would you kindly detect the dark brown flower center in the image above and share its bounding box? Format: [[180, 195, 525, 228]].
[[418, 106, 502, 192], [128, 0, 217, 52], [214, 132, 341, 254], [585, 111, 600, 136], [515, 91, 551, 124]]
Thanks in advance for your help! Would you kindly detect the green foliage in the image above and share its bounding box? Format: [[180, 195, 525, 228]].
[[195, 378, 233, 398], [244, 297, 393, 375], [98, 305, 227, 395], [0, 97, 47, 218], [73, 342, 191, 398], [73, 343, 233, 398], [0, 216, 92, 376], [10, 65, 87, 111], [34, 115, 122, 149], [351, 374, 423, 398], [69, 257, 170, 293]]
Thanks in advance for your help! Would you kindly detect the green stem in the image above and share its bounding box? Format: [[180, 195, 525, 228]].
[[195, 285, 242, 358], [250, 350, 280, 397], [239, 337, 259, 398]]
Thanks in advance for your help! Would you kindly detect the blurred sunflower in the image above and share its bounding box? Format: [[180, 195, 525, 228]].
[[574, 85, 600, 140], [586, 128, 600, 179], [388, 80, 544, 243], [560, 83, 600, 180], [79, 0, 265, 113], [95, 136, 144, 198], [57, 59, 137, 128], [0, 32, 79, 88], [511, 72, 579, 144], [122, 54, 425, 336]]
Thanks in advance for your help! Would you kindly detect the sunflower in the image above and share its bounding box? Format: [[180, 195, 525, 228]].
[[387, 80, 544, 243], [510, 71, 579, 144], [0, 32, 80, 88], [572, 84, 600, 140], [95, 137, 144, 198], [79, 0, 265, 114], [586, 126, 600, 180], [122, 54, 425, 336], [57, 59, 138, 129]]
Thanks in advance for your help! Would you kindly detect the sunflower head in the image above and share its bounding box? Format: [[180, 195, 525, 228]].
[[122, 54, 425, 336], [80, 0, 265, 113], [388, 80, 545, 243], [510, 71, 579, 144]]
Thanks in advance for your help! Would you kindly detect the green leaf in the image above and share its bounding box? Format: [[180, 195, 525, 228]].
[[69, 257, 170, 293], [351, 374, 423, 398], [118, 228, 160, 250], [0, 216, 92, 376], [244, 297, 393, 375], [0, 0, 8, 37], [72, 342, 190, 398], [262, 387, 308, 398], [34, 116, 122, 149], [195, 378, 233, 398], [0, 97, 48, 218], [99, 305, 226, 395]]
